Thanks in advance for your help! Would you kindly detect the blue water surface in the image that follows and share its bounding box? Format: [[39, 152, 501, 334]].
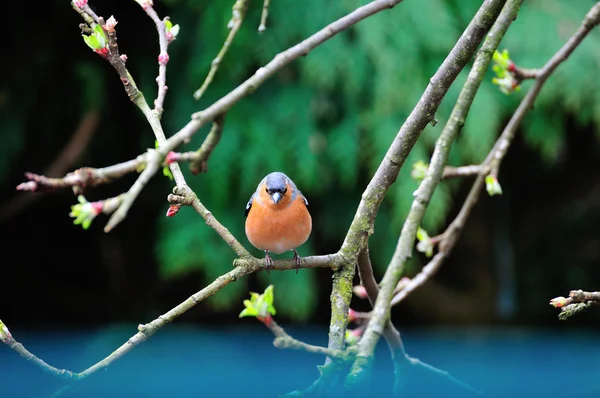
[[1, 324, 599, 398]]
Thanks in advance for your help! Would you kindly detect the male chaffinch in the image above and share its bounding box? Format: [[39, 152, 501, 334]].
[[245, 172, 312, 274]]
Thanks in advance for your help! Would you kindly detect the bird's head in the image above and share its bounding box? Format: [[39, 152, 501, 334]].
[[263, 172, 289, 205]]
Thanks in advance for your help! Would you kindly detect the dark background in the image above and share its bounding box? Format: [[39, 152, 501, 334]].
[[1, 0, 600, 396]]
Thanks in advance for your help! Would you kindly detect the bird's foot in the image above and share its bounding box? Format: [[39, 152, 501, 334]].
[[264, 251, 275, 275], [293, 249, 301, 274]]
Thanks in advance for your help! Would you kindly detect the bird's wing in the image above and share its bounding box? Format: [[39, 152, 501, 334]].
[[245, 192, 255, 218], [298, 190, 309, 208]]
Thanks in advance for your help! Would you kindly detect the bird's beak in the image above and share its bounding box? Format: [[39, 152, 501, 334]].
[[271, 192, 282, 204]]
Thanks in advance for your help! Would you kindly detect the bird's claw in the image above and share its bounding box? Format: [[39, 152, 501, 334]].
[[293, 249, 301, 274], [264, 251, 275, 275]]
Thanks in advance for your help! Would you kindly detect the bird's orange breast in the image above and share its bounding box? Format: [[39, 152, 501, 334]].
[[245, 196, 312, 254]]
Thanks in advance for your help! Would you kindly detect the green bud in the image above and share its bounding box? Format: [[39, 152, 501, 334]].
[[416, 227, 433, 257], [485, 175, 503, 196], [411, 160, 429, 180]]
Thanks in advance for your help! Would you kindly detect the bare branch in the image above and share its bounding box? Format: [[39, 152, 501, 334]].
[[136, 4, 174, 115], [442, 165, 484, 179], [348, 0, 522, 382], [336, 0, 508, 368], [3, 249, 338, 397], [193, 0, 249, 101], [550, 290, 600, 320], [16, 159, 141, 193], [0, 320, 77, 380], [0, 110, 99, 220], [71, 4, 188, 232], [167, 185, 250, 258], [162, 0, 413, 156], [258, 0, 272, 33], [390, 0, 600, 332], [262, 318, 351, 360], [189, 114, 225, 174]]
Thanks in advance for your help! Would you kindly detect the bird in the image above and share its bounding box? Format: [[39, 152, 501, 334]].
[[245, 172, 312, 274]]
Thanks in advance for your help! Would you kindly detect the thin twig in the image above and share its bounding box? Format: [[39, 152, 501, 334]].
[[262, 318, 351, 360], [189, 114, 225, 174], [71, 0, 420, 233], [348, 0, 522, 383], [17, 160, 141, 193], [258, 0, 271, 33], [3, 250, 339, 397], [550, 290, 600, 320], [193, 0, 249, 101], [162, 0, 412, 156], [0, 320, 77, 380], [0, 110, 99, 221], [138, 4, 172, 116], [442, 165, 483, 179], [72, 4, 187, 232]]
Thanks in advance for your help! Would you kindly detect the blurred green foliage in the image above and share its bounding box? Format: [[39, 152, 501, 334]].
[[2, 0, 599, 322], [151, 0, 600, 320], [149, 0, 600, 320]]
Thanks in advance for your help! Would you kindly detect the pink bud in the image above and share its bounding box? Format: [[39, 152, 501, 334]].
[[550, 297, 568, 308], [165, 151, 178, 165], [166, 31, 174, 43], [120, 54, 128, 63], [351, 328, 364, 337], [91, 201, 103, 215], [507, 62, 515, 72], [95, 47, 109, 58], [353, 285, 368, 299], [103, 16, 118, 32], [166, 205, 180, 217], [348, 308, 358, 322], [257, 315, 273, 327], [158, 52, 169, 65], [74, 0, 88, 8]]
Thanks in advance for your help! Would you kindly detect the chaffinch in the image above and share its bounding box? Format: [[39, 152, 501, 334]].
[[245, 172, 312, 274]]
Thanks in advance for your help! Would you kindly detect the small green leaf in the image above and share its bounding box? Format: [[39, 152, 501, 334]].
[[411, 160, 428, 180], [83, 35, 100, 50], [93, 24, 108, 47], [238, 307, 258, 318], [163, 165, 174, 180], [263, 285, 274, 307], [238, 285, 277, 319], [485, 174, 503, 196], [416, 227, 433, 257]]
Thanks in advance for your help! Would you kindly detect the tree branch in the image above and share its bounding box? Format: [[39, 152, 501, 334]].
[[550, 290, 600, 320], [137, 3, 174, 116], [0, 320, 77, 380], [442, 165, 483, 179], [193, 0, 249, 101], [72, 3, 188, 233], [258, 0, 272, 33], [2, 249, 339, 397], [189, 114, 225, 174], [348, 0, 520, 384], [1, 109, 99, 221], [489, 1, 600, 177], [161, 0, 412, 156], [392, 0, 600, 331], [261, 318, 351, 360]]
